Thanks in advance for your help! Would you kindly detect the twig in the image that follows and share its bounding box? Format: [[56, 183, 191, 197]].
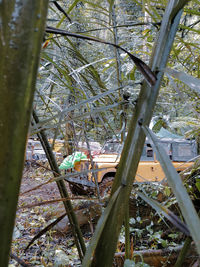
[[32, 110, 86, 259], [18, 196, 95, 210], [10, 252, 30, 267], [25, 213, 67, 251], [75, 22, 161, 34]]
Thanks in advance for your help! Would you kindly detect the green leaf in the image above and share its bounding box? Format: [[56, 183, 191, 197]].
[[137, 191, 190, 236], [165, 68, 200, 94], [67, 0, 81, 14], [128, 66, 136, 80], [164, 186, 171, 197], [31, 87, 121, 131], [152, 119, 164, 133], [195, 181, 200, 192], [45, 27, 157, 86]]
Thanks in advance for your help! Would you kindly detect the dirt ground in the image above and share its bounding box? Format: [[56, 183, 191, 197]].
[[19, 164, 63, 208], [10, 162, 82, 267]]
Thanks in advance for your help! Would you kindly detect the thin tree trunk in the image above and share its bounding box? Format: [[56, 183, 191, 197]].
[[32, 110, 86, 260], [111, 5, 125, 142], [0, 1, 49, 266]]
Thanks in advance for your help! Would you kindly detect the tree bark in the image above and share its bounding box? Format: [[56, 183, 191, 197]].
[[0, 1, 49, 266]]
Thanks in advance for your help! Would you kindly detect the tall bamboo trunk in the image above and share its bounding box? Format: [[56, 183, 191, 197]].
[[0, 1, 49, 266], [82, 1, 186, 266]]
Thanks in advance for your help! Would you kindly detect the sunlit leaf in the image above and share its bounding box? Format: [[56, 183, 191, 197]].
[[165, 68, 200, 94], [137, 191, 190, 236], [31, 88, 122, 131], [46, 26, 157, 86]]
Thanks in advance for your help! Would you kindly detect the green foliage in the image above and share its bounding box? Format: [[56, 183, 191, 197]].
[[26, 0, 200, 265], [36, 0, 200, 144], [195, 178, 200, 192]]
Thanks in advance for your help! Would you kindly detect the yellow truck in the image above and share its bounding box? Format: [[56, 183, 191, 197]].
[[68, 138, 197, 194]]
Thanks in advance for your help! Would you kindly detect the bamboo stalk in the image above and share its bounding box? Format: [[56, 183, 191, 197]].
[[83, 1, 185, 266], [0, 1, 49, 265], [32, 110, 86, 259], [174, 236, 192, 267]]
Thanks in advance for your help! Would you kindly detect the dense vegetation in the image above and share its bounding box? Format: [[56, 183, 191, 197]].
[[0, 0, 200, 266]]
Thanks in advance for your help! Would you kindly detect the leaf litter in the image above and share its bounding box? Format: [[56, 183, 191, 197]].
[[10, 161, 83, 267]]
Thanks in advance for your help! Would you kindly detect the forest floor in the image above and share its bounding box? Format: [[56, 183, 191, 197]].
[[10, 162, 84, 267]]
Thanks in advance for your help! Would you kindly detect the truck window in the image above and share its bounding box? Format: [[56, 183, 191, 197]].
[[141, 144, 154, 161], [172, 141, 197, 162]]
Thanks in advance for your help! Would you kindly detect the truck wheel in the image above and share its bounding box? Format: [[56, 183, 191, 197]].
[[99, 177, 114, 197], [69, 183, 95, 196], [69, 183, 84, 195]]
